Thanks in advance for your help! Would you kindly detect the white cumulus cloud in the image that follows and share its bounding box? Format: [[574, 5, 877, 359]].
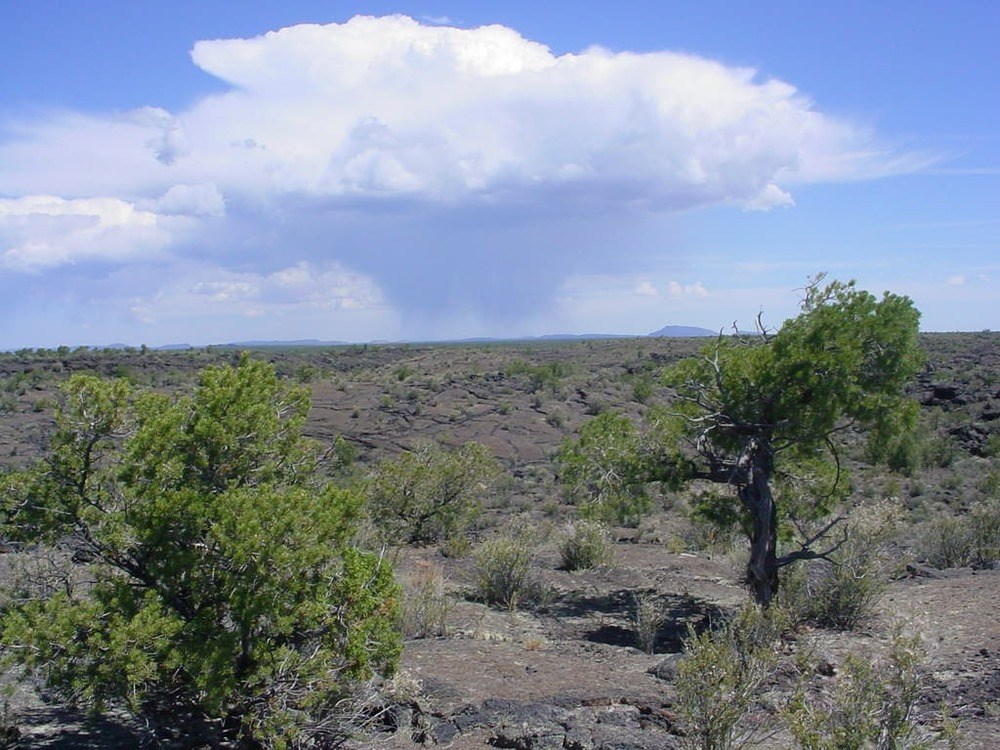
[[0, 195, 172, 271], [667, 281, 709, 299], [635, 280, 659, 296], [1, 15, 922, 209], [149, 183, 226, 217], [0, 15, 929, 339]]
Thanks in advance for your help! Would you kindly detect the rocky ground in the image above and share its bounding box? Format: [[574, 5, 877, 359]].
[[0, 333, 997, 748]]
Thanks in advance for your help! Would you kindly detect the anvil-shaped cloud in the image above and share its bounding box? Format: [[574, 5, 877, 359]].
[[0, 15, 925, 341]]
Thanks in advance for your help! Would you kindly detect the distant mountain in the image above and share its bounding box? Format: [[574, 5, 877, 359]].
[[647, 325, 715, 338]]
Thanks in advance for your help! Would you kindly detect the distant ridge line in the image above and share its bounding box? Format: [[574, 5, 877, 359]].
[[74, 326, 717, 351]]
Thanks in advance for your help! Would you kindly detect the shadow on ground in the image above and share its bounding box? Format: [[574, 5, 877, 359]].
[[540, 588, 727, 653]]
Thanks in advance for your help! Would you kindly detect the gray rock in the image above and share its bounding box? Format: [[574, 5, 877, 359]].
[[647, 652, 685, 681]]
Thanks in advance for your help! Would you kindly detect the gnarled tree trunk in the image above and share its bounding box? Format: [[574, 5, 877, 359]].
[[738, 438, 779, 607]]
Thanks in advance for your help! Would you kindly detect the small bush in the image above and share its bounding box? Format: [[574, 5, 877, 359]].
[[558, 520, 614, 571], [917, 500, 1000, 569], [985, 434, 1000, 459], [631, 592, 666, 654], [400, 561, 451, 639], [784, 628, 955, 750], [783, 500, 900, 630], [392, 365, 415, 381], [474, 525, 542, 610], [685, 488, 746, 553], [558, 413, 655, 527], [365, 443, 499, 545], [675, 603, 783, 750], [885, 433, 923, 476], [0, 394, 15, 414], [804, 553, 889, 630], [631, 376, 654, 404]]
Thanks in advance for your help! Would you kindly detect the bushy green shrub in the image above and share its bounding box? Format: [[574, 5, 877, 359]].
[[1, 356, 401, 749], [784, 629, 954, 750], [675, 603, 784, 750], [556, 412, 671, 526], [365, 442, 499, 545], [558, 520, 614, 571]]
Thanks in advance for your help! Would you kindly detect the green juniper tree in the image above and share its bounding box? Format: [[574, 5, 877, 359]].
[[560, 277, 922, 606], [1, 355, 401, 748], [364, 442, 499, 545]]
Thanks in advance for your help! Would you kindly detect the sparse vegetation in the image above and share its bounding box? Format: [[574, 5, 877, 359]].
[[675, 603, 785, 750], [0, 326, 996, 748], [474, 523, 543, 610], [784, 628, 956, 750], [558, 519, 614, 571], [559, 277, 923, 606], [916, 499, 1000, 569], [399, 561, 451, 639], [782, 500, 900, 630], [631, 592, 666, 654]]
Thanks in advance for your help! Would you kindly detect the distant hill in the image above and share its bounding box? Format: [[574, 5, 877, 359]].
[[647, 325, 715, 338], [217, 339, 348, 348], [80, 328, 714, 352]]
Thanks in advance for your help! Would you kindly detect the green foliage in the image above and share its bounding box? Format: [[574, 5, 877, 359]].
[[556, 412, 691, 526], [666, 278, 921, 604], [675, 603, 785, 750], [980, 468, 1000, 499], [391, 364, 415, 381], [667, 279, 922, 461], [781, 500, 900, 630], [558, 520, 614, 571], [630, 374, 655, 404], [916, 500, 1000, 569], [330, 434, 358, 476], [557, 279, 921, 605], [365, 442, 500, 545], [784, 629, 947, 750], [294, 363, 318, 384], [687, 487, 750, 546], [504, 359, 573, 392], [474, 524, 543, 610], [986, 434, 1000, 459], [1, 355, 401, 748]]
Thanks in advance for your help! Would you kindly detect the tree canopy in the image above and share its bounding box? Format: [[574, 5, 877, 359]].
[[365, 441, 500, 545], [560, 277, 923, 605], [2, 355, 401, 748]]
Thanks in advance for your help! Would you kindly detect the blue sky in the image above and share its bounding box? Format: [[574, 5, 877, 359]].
[[1, 1, 997, 347]]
